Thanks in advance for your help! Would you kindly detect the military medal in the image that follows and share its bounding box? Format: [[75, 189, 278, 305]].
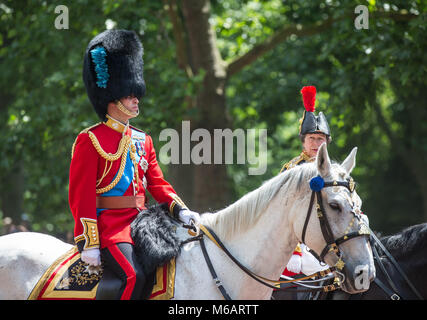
[[134, 140, 145, 157], [140, 158, 148, 172]]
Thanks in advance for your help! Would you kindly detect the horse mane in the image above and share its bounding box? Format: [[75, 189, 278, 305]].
[[379, 223, 427, 259], [201, 162, 318, 240]]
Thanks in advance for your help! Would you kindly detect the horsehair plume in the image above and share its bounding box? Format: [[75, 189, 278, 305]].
[[90, 46, 109, 88], [300, 86, 316, 112]]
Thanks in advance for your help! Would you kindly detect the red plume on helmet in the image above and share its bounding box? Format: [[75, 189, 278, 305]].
[[300, 86, 316, 112], [298, 85, 331, 139]]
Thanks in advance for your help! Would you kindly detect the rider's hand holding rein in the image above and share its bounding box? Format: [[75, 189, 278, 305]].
[[81, 248, 101, 266], [179, 209, 201, 226]]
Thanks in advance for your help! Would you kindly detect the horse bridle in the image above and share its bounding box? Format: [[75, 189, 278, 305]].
[[301, 175, 371, 274], [188, 174, 371, 300]]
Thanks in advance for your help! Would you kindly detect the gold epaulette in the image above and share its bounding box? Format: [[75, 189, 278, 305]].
[[279, 151, 313, 173], [70, 122, 102, 160]]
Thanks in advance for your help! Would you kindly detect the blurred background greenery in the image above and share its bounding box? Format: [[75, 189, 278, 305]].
[[0, 0, 426, 242]]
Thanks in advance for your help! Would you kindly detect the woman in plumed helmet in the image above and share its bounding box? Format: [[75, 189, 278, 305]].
[[279, 86, 331, 285], [277, 86, 369, 297], [69, 29, 200, 300], [279, 86, 331, 173]]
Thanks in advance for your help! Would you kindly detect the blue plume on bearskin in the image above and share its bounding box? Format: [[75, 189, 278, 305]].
[[90, 46, 109, 88]]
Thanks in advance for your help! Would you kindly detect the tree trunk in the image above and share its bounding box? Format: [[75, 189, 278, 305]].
[[180, 0, 232, 212]]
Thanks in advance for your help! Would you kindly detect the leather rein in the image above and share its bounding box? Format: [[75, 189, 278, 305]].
[[368, 230, 423, 300], [191, 174, 371, 300]]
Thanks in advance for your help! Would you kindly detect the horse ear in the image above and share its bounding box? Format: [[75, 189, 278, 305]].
[[341, 147, 358, 174], [316, 142, 331, 177]]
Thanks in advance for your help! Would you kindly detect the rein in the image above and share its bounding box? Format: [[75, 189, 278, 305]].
[[192, 174, 371, 299], [322, 229, 424, 301], [199, 224, 340, 300], [368, 228, 423, 300]]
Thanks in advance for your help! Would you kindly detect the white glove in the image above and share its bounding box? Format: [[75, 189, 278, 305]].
[[286, 253, 302, 274], [81, 248, 101, 266], [178, 209, 201, 226]]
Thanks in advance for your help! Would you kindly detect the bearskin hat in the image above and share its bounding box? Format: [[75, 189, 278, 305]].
[[83, 29, 146, 120], [299, 86, 331, 140]]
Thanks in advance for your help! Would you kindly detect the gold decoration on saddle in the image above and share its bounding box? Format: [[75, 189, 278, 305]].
[[57, 261, 103, 290]]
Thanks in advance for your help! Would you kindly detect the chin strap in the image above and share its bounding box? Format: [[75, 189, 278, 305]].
[[116, 100, 138, 117]]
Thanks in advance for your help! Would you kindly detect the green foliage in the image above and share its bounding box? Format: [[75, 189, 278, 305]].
[[0, 0, 425, 238]]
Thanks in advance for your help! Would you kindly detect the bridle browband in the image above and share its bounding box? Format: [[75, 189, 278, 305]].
[[190, 174, 371, 300], [301, 175, 370, 273]]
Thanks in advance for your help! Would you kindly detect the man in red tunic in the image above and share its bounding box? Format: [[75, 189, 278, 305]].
[[69, 29, 199, 300]]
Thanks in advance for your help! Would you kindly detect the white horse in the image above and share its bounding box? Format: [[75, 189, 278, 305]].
[[0, 143, 375, 299]]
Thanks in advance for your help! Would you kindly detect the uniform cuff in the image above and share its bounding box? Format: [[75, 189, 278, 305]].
[[168, 193, 188, 219], [75, 218, 100, 252]]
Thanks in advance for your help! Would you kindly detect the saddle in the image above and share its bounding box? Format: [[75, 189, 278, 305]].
[[29, 203, 191, 300]]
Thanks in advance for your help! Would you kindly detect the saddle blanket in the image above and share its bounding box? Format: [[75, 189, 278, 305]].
[[28, 246, 176, 300]]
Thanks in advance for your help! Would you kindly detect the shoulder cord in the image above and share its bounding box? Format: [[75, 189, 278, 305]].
[[71, 125, 134, 194]]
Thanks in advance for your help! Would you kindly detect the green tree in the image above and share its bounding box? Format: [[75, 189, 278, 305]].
[[0, 0, 425, 237]]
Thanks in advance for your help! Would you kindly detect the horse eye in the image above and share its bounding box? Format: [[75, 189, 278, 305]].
[[329, 202, 341, 212]]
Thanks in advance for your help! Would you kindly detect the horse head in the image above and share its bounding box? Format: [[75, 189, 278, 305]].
[[293, 143, 375, 294]]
